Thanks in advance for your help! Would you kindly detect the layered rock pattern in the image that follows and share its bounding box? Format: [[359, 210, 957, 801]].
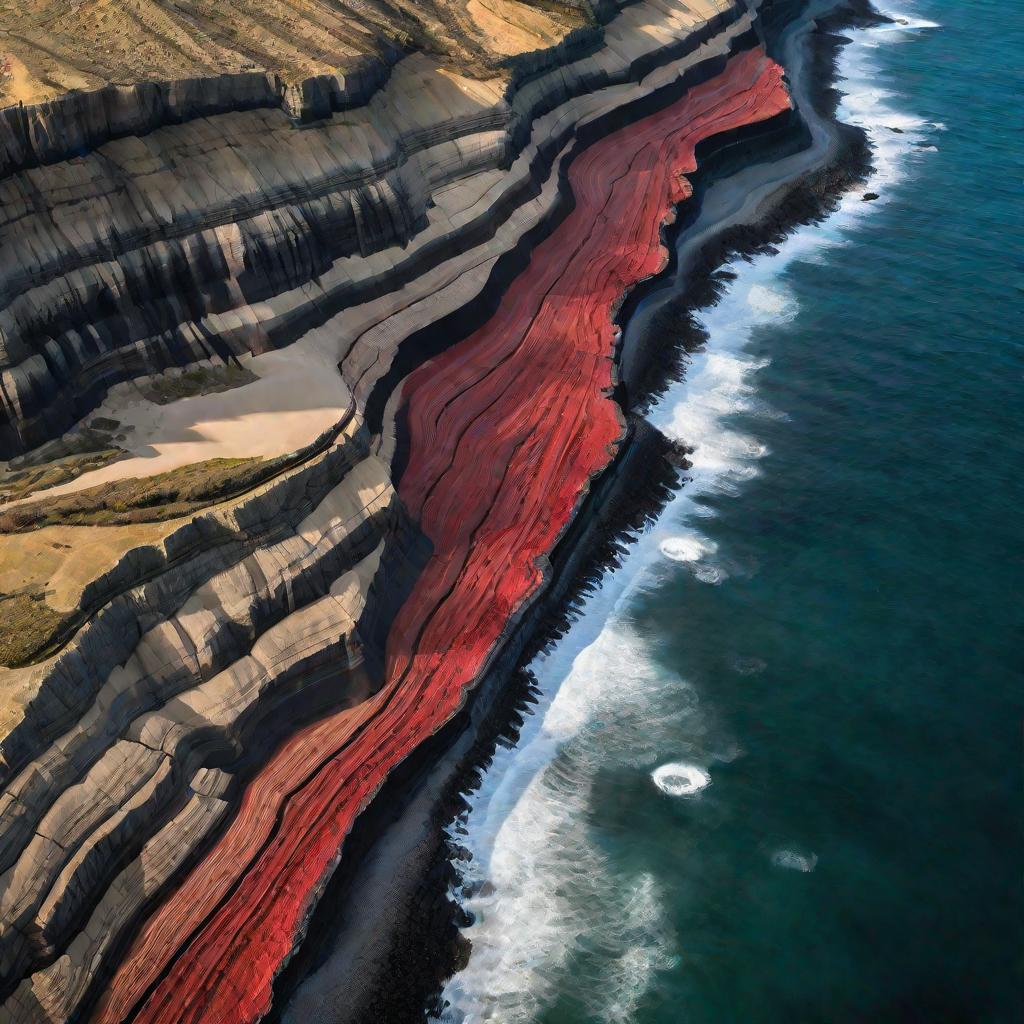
[[0, 0, 748, 456], [0, 1, 810, 1021], [98, 47, 789, 1024]]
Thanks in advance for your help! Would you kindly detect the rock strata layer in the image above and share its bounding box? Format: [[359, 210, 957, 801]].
[[0, 1, 825, 1021]]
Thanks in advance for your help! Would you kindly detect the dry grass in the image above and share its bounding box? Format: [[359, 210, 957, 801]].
[[0, 591, 65, 667], [0, 457, 263, 664], [0, 0, 586, 106], [0, 410, 338, 667], [0, 519, 186, 667]]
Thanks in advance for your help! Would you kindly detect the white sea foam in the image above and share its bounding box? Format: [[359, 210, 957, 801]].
[[695, 563, 726, 585], [652, 762, 711, 796], [772, 849, 819, 873], [883, 13, 941, 32], [746, 284, 791, 319], [437, 8, 937, 1021], [830, 4, 942, 220], [599, 876, 678, 1024], [660, 532, 716, 563], [436, 630, 686, 1024]]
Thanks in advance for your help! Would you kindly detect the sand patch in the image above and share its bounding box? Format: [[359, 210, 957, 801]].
[[0, 53, 43, 106], [18, 346, 350, 503]]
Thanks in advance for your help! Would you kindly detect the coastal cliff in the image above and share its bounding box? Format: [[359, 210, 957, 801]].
[[0, 1, 868, 1021]]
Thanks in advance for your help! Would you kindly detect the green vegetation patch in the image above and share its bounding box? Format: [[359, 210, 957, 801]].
[[0, 590, 65, 667], [0, 455, 283, 533]]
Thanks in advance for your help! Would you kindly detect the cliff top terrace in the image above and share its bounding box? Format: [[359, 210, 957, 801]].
[[0, 0, 589, 108]]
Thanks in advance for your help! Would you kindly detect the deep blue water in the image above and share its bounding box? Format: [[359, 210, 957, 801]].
[[439, 3, 1023, 1022]]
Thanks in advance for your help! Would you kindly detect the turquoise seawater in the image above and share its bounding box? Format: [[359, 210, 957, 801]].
[[439, 3, 1023, 1022]]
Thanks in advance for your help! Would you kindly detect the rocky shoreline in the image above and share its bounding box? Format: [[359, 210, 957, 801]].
[[275, 4, 882, 1022], [0, 2, 881, 1022]]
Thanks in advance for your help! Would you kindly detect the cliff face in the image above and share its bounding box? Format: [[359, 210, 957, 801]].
[[0, 1, 819, 1021]]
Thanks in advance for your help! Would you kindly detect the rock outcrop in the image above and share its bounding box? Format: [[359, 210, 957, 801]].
[[0, 1, 837, 1021]]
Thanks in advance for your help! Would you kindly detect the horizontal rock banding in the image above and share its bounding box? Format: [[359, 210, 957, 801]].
[[0, 1, 748, 457], [89, 47, 790, 1024], [0, 0, 590, 167]]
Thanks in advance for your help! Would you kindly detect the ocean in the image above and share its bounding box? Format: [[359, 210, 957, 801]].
[[436, 2, 1023, 1022]]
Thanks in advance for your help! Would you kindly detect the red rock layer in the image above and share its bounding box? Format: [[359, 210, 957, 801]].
[[94, 48, 789, 1024]]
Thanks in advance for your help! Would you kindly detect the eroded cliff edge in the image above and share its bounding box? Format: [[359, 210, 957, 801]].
[[0, 2, 871, 1021]]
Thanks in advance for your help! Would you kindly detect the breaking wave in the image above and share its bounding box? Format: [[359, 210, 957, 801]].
[[660, 532, 717, 563]]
